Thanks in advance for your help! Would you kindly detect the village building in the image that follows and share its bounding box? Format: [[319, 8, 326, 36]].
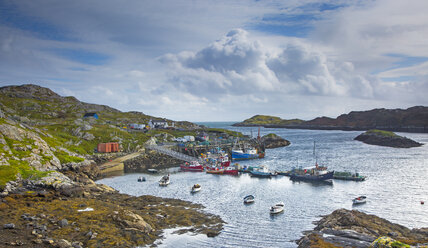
[[83, 112, 98, 119], [148, 119, 174, 129]]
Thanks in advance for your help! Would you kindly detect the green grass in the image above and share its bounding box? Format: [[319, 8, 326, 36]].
[[366, 129, 397, 137], [0, 160, 51, 187]]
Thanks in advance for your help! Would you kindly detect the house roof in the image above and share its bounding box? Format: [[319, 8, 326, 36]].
[[83, 112, 97, 117]]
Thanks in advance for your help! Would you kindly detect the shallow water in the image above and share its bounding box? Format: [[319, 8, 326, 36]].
[[98, 126, 428, 247]]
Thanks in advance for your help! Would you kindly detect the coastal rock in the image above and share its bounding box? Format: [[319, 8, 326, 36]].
[[124, 150, 182, 173], [354, 129, 422, 148], [261, 133, 290, 149], [298, 209, 428, 248]]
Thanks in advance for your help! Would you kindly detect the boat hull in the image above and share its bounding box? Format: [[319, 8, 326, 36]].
[[206, 169, 224, 175], [250, 171, 272, 178], [290, 171, 334, 181], [232, 151, 259, 161], [180, 165, 204, 172]]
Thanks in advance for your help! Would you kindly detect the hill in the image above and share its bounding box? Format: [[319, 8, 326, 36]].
[[232, 115, 304, 127], [233, 106, 428, 133]]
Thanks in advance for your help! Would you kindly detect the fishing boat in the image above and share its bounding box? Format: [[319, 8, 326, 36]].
[[289, 168, 334, 181], [180, 161, 204, 172], [223, 165, 239, 175], [250, 166, 272, 178], [270, 202, 285, 214], [191, 184, 201, 193], [333, 171, 366, 181], [352, 196, 367, 204], [159, 174, 170, 186], [231, 138, 264, 161], [147, 168, 158, 174], [137, 176, 146, 182], [289, 141, 334, 182], [243, 195, 255, 204]]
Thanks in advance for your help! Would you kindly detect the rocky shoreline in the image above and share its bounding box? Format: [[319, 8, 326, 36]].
[[261, 133, 290, 149], [298, 209, 428, 248], [0, 158, 224, 248]]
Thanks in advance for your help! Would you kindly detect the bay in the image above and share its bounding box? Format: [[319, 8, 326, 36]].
[[98, 124, 428, 247]]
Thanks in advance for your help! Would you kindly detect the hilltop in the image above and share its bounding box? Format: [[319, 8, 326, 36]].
[[233, 106, 428, 133]]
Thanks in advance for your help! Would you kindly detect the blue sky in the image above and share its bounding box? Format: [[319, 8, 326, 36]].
[[1, 0, 428, 121]]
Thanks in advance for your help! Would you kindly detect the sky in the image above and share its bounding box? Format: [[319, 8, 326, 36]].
[[1, 0, 428, 122]]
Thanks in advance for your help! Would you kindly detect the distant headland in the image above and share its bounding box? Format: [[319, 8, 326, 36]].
[[233, 106, 428, 133]]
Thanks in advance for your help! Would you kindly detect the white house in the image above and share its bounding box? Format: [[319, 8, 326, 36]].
[[148, 119, 169, 129]]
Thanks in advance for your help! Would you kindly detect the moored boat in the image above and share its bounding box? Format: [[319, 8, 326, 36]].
[[352, 196, 367, 204], [159, 174, 170, 186], [334, 171, 366, 181], [224, 165, 239, 175], [180, 161, 204, 172], [191, 184, 201, 193], [270, 202, 285, 214], [250, 166, 272, 178], [243, 195, 255, 204], [206, 167, 224, 175], [289, 168, 334, 181], [147, 168, 158, 174], [137, 176, 146, 182]]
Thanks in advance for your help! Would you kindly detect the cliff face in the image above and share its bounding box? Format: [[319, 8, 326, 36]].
[[233, 106, 428, 133]]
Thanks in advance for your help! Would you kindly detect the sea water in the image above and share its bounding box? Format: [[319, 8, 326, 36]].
[[98, 124, 428, 247]]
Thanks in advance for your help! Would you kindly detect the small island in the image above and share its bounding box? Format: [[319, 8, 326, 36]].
[[354, 129, 423, 148], [261, 133, 290, 149]]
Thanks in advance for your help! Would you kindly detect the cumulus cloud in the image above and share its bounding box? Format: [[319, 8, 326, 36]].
[[160, 28, 376, 100]]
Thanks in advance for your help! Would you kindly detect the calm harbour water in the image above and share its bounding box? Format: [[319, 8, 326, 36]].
[[98, 123, 428, 247]]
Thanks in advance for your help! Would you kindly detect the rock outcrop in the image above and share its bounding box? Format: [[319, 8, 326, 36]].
[[297, 209, 428, 248], [124, 150, 182, 173], [354, 129, 422, 148], [261, 133, 290, 149]]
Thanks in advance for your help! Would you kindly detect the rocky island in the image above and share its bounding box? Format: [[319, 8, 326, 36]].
[[298, 208, 428, 248], [261, 133, 290, 149], [354, 129, 423, 148]]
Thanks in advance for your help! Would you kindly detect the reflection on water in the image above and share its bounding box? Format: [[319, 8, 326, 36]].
[[98, 127, 428, 248]]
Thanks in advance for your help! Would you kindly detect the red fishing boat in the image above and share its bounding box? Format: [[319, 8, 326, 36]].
[[180, 161, 204, 172], [223, 166, 238, 175]]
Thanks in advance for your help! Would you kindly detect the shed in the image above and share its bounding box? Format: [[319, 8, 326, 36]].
[[97, 142, 119, 153], [83, 113, 98, 119]]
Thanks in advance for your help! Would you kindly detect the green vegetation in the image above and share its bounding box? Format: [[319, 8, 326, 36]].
[[0, 160, 50, 186], [366, 129, 397, 137], [239, 115, 304, 126]]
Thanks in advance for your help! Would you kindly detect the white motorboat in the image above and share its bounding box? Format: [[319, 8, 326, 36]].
[[191, 184, 201, 193], [159, 174, 170, 186], [243, 195, 255, 204], [352, 196, 367, 204], [270, 202, 285, 214]]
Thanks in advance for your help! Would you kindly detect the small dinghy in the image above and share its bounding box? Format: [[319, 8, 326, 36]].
[[159, 174, 170, 186], [191, 184, 201, 193], [352, 196, 367, 204], [270, 202, 285, 214], [137, 176, 146, 182], [243, 195, 255, 204]]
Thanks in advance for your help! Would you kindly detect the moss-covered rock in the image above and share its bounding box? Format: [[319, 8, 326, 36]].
[[261, 133, 290, 149]]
